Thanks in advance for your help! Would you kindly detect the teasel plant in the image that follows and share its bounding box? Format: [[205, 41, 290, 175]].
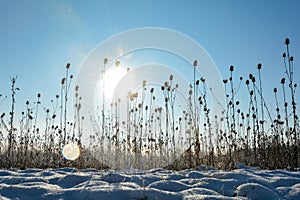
[[59, 63, 73, 147], [282, 38, 298, 169], [256, 63, 267, 163], [222, 65, 239, 169], [0, 94, 6, 154], [160, 75, 178, 164], [6, 76, 18, 167], [192, 60, 202, 167], [199, 77, 214, 167]]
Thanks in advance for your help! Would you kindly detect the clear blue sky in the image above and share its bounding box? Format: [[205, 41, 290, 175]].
[[0, 0, 299, 115]]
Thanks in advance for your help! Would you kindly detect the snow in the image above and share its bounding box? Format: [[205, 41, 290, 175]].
[[0, 165, 299, 200]]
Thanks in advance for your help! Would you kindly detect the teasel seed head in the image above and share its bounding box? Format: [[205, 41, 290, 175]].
[[249, 74, 253, 80], [283, 53, 286, 58], [61, 78, 66, 85], [104, 58, 108, 64], [285, 38, 290, 45], [193, 60, 197, 67], [257, 63, 262, 70]]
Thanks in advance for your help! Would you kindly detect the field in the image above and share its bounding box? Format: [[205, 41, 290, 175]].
[[0, 36, 299, 199], [0, 38, 299, 171]]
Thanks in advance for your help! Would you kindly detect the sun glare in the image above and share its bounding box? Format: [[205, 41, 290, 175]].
[[103, 66, 127, 99]]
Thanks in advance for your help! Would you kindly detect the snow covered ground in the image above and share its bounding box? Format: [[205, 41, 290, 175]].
[[0, 164, 299, 200]]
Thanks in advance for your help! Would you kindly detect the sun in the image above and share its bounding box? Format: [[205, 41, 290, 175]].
[[102, 65, 127, 100]]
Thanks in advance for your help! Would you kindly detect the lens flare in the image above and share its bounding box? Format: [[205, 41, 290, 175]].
[[62, 142, 80, 160]]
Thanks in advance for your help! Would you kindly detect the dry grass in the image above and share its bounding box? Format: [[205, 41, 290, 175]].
[[0, 38, 299, 170]]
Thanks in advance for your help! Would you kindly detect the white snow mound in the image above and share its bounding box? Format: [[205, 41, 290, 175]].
[[0, 166, 299, 199]]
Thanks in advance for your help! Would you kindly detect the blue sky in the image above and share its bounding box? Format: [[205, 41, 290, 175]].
[[0, 0, 299, 115]]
